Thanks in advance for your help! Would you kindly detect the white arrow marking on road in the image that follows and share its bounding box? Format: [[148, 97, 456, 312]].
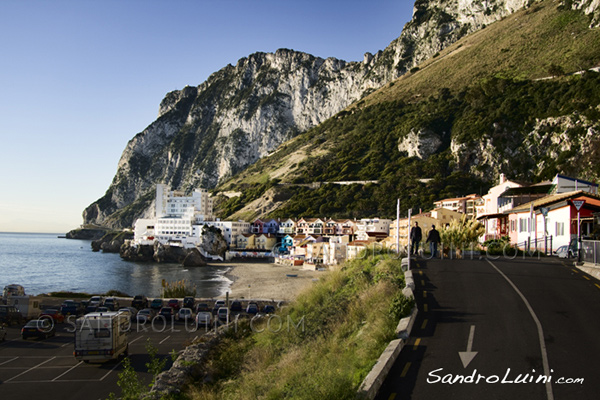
[[459, 325, 478, 368]]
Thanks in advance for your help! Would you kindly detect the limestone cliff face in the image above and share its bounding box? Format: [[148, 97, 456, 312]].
[[84, 0, 596, 229]]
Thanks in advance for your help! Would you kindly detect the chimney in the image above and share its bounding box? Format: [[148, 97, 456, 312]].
[[499, 173, 507, 184]]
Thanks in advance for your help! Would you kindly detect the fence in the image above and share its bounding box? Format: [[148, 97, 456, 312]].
[[517, 236, 554, 256], [582, 240, 600, 264]]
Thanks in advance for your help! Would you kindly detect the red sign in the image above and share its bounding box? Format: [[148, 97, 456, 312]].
[[573, 200, 586, 211]]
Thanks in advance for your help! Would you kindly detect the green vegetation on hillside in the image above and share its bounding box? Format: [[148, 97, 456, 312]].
[[215, 1, 600, 221], [183, 253, 413, 400]]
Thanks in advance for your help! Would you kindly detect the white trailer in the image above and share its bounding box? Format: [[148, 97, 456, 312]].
[[8, 296, 41, 319], [74, 311, 129, 362]]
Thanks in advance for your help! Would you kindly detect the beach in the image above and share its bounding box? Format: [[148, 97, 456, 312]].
[[220, 262, 324, 301]]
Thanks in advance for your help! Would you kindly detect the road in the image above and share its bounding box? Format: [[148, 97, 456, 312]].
[[377, 257, 600, 400], [0, 317, 208, 400]]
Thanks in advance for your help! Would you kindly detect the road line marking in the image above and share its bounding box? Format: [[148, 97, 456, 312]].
[[423, 290, 427, 298], [61, 341, 72, 348], [487, 260, 554, 400], [400, 362, 411, 378], [388, 393, 397, 400], [0, 357, 18, 366], [6, 356, 56, 382], [421, 280, 425, 286], [159, 335, 171, 345], [52, 361, 82, 381], [129, 336, 144, 345], [423, 304, 428, 312], [413, 338, 421, 350], [571, 269, 579, 274], [99, 361, 122, 381], [595, 284, 600, 290], [418, 270, 423, 276], [583, 275, 591, 281], [421, 319, 428, 330]]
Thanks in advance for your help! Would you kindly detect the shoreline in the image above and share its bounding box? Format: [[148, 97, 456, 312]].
[[214, 261, 324, 301]]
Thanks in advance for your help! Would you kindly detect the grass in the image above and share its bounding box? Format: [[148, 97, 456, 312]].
[[182, 252, 413, 399], [361, 0, 600, 106]]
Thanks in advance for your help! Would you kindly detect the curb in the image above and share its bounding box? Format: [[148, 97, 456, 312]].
[[357, 269, 420, 399]]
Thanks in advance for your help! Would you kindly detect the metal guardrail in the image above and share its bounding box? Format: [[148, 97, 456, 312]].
[[517, 236, 554, 255], [582, 240, 600, 264]]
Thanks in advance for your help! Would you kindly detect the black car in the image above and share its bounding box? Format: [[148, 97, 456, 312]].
[[183, 296, 195, 310], [157, 307, 177, 321], [230, 300, 243, 312], [103, 297, 120, 311], [131, 295, 148, 309], [22, 319, 56, 339], [0, 305, 25, 326]]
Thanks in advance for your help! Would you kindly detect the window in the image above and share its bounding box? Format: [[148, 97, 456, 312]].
[[556, 222, 565, 236], [519, 218, 527, 233]]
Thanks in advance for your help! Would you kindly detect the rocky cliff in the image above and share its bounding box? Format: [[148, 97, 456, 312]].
[[83, 0, 598, 229]]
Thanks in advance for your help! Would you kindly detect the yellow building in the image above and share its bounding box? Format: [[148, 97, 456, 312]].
[[254, 233, 278, 250]]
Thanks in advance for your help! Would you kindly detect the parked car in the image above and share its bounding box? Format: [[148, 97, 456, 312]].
[[212, 300, 226, 314], [150, 298, 163, 311], [217, 307, 229, 322], [195, 303, 210, 313], [21, 319, 56, 340], [103, 297, 120, 311], [39, 308, 65, 324], [183, 296, 195, 310], [88, 296, 103, 308], [196, 311, 212, 327], [158, 307, 177, 321], [0, 325, 6, 341], [0, 305, 25, 326], [167, 299, 181, 311], [136, 308, 155, 323], [131, 295, 148, 309], [555, 244, 576, 259], [246, 303, 259, 315], [118, 307, 138, 321], [230, 300, 243, 312], [178, 307, 193, 322], [84, 305, 98, 314], [60, 300, 83, 316], [262, 305, 276, 315], [96, 307, 110, 313]]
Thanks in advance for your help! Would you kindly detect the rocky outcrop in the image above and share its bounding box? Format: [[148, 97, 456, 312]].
[[65, 228, 108, 240], [398, 128, 445, 160], [83, 0, 597, 229], [91, 231, 133, 252], [119, 242, 207, 266]]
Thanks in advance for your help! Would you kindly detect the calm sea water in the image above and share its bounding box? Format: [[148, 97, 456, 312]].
[[0, 232, 231, 298]]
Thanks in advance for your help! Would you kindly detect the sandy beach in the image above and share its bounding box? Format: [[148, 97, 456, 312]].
[[218, 262, 325, 301]]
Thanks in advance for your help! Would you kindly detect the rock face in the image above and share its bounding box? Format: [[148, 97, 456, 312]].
[[83, 0, 599, 229], [119, 242, 208, 266]]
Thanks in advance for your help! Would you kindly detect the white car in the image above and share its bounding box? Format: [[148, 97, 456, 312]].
[[555, 245, 574, 258], [196, 311, 212, 327], [178, 307, 193, 322]]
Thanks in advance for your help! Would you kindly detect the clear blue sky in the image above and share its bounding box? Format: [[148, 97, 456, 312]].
[[0, 0, 414, 233]]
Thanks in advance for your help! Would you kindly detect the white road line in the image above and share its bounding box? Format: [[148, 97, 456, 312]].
[[129, 336, 144, 344], [487, 260, 554, 400], [5, 356, 56, 383], [5, 379, 101, 384], [0, 356, 18, 366], [61, 341, 73, 348], [0, 355, 73, 359], [52, 361, 83, 381], [99, 361, 122, 381], [159, 335, 171, 345]]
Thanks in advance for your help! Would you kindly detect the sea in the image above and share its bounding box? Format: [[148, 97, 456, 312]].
[[0, 232, 232, 298]]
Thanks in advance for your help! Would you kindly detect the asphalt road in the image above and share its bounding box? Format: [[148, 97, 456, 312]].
[[0, 317, 210, 400], [377, 256, 600, 400]]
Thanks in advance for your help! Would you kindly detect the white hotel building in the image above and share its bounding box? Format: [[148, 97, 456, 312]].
[[134, 184, 249, 248]]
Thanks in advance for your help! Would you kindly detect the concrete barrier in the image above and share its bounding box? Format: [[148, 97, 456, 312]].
[[578, 262, 600, 280], [356, 339, 405, 400], [356, 270, 420, 399], [396, 306, 418, 340]]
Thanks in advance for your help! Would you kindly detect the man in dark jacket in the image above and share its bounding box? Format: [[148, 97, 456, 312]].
[[410, 222, 422, 255], [426, 225, 441, 258]]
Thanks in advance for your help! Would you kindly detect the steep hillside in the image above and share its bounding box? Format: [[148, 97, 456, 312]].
[[82, 0, 548, 229], [214, 0, 600, 221]]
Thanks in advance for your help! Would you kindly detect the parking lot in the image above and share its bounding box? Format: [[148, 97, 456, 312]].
[[0, 319, 205, 400]]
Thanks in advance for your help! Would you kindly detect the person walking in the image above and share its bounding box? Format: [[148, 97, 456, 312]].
[[426, 225, 441, 258], [410, 222, 422, 256]]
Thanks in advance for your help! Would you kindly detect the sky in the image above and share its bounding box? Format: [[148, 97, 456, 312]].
[[0, 0, 414, 234]]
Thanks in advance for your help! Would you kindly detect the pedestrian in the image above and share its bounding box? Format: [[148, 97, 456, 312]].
[[410, 222, 422, 256], [426, 224, 441, 258]]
